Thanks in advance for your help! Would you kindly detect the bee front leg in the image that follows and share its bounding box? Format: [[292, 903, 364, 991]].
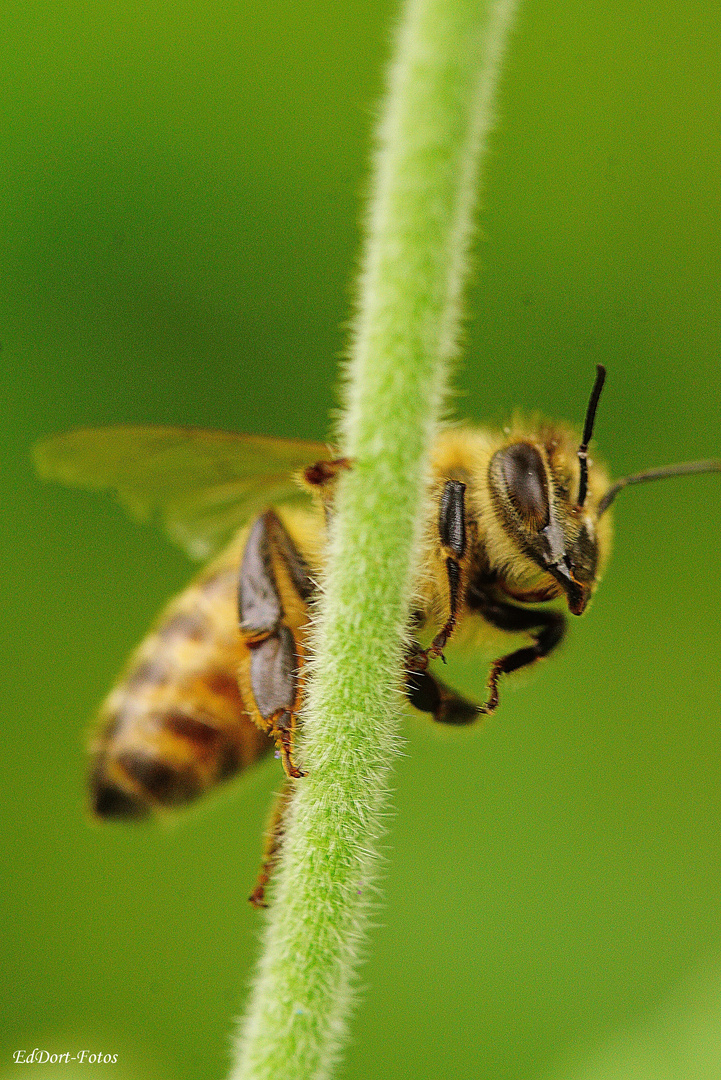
[[468, 589, 566, 713], [427, 479, 469, 660], [237, 511, 314, 779], [404, 656, 480, 726]]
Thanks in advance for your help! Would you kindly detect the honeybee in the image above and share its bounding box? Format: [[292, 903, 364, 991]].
[[35, 367, 720, 901]]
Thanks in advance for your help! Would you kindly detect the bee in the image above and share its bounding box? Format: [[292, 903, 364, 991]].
[[34, 367, 720, 901]]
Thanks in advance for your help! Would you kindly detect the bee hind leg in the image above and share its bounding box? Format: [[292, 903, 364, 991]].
[[238, 511, 315, 779], [249, 781, 293, 908]]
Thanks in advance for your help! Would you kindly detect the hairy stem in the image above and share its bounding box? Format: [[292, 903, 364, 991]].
[[231, 0, 519, 1077]]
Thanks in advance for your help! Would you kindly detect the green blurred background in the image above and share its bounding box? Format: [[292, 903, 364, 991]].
[[2, 1, 721, 1078]]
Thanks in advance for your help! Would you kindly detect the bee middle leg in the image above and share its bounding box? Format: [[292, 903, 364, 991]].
[[303, 456, 352, 489], [237, 511, 314, 778], [303, 456, 352, 526]]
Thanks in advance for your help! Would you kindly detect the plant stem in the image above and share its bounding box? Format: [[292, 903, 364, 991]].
[[230, 1, 519, 1077]]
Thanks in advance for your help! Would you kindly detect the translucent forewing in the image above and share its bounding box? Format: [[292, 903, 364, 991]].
[[34, 426, 329, 560]]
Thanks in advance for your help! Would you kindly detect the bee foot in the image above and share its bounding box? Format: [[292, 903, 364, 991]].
[[279, 745, 306, 779], [248, 886, 269, 909], [304, 457, 352, 488]]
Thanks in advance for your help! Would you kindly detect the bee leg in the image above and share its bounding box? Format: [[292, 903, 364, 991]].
[[404, 664, 480, 726], [428, 559, 462, 661], [468, 591, 566, 713], [427, 480, 468, 660], [303, 456, 352, 489], [249, 781, 293, 908], [238, 511, 315, 779], [303, 456, 352, 526]]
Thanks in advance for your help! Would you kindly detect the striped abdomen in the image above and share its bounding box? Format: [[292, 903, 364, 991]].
[[90, 533, 272, 819]]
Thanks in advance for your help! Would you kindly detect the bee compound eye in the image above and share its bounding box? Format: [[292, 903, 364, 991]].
[[495, 443, 550, 529]]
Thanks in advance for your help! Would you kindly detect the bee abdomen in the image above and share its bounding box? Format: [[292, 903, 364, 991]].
[[90, 540, 272, 819], [91, 681, 270, 818]]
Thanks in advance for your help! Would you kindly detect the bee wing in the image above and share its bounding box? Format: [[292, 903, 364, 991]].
[[34, 426, 330, 560]]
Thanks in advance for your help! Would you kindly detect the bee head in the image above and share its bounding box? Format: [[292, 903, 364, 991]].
[[488, 366, 609, 615], [488, 363, 721, 614], [488, 436, 601, 615]]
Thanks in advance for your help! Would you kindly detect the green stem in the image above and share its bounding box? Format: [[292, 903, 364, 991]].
[[230, 1, 519, 1077]]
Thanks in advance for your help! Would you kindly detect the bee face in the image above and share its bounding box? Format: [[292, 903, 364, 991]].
[[488, 434, 604, 615]]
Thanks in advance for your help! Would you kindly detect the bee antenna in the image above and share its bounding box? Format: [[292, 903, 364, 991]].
[[577, 364, 607, 507], [598, 459, 721, 516]]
